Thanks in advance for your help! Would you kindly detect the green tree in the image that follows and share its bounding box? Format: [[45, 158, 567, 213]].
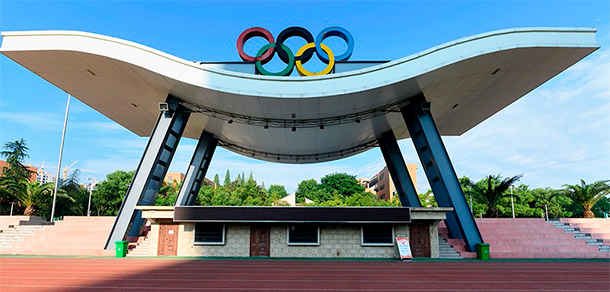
[[0, 139, 32, 183], [295, 179, 319, 203], [92, 170, 133, 216], [418, 190, 438, 207], [319, 173, 365, 199], [464, 174, 522, 217], [52, 169, 90, 217], [553, 179, 610, 218], [155, 181, 180, 206], [592, 197, 610, 218], [267, 184, 288, 203], [223, 170, 231, 186], [213, 174, 220, 186]]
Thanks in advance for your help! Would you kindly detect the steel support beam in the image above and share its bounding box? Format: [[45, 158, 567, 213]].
[[105, 96, 190, 249], [378, 131, 421, 207], [175, 130, 218, 206], [401, 94, 483, 252]]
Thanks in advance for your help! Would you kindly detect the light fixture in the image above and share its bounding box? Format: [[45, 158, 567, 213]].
[[292, 126, 296, 132], [491, 68, 501, 75], [319, 124, 324, 130], [452, 104, 458, 108], [158, 102, 169, 113], [355, 118, 361, 123], [421, 101, 431, 111], [264, 123, 269, 129], [228, 118, 233, 124]]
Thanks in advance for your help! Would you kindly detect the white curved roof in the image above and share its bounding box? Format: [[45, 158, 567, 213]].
[[0, 28, 599, 163]]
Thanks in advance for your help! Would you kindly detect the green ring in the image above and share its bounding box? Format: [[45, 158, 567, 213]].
[[255, 43, 294, 76]]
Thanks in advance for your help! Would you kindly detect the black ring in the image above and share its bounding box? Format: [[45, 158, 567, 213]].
[[275, 26, 315, 63]]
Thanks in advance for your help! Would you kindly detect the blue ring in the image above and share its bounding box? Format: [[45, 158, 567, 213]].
[[315, 26, 354, 63]]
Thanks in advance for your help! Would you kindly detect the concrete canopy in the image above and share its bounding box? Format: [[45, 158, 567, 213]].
[[0, 28, 599, 163]]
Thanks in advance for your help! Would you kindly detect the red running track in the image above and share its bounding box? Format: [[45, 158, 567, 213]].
[[1, 258, 609, 291]]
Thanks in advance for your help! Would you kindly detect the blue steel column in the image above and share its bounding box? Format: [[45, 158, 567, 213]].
[[175, 130, 218, 206], [378, 131, 421, 207], [401, 94, 483, 252], [105, 96, 190, 249]]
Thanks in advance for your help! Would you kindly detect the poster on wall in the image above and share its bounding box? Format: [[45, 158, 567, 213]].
[[396, 236, 413, 261]]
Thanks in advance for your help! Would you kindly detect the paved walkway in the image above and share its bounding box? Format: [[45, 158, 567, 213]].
[[1, 257, 608, 291]]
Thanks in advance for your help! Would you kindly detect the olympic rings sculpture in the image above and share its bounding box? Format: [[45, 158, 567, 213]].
[[236, 26, 354, 76]]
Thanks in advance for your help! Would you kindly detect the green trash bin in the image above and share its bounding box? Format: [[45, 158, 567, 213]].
[[115, 241, 129, 258], [476, 243, 490, 260]]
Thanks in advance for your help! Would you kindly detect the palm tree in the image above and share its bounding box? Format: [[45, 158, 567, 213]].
[[554, 180, 610, 218], [464, 174, 523, 217], [0, 181, 72, 215]]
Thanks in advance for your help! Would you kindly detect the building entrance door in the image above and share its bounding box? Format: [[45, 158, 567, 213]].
[[250, 225, 270, 257], [409, 224, 431, 257], [158, 224, 179, 256]]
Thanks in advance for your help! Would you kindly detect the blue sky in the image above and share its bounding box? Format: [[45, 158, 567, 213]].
[[1, 1, 609, 193]]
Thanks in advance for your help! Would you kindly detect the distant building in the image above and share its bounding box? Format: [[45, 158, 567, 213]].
[[0, 160, 38, 182], [360, 165, 418, 201], [36, 171, 59, 185], [164, 172, 216, 187], [276, 193, 313, 206], [357, 178, 376, 195], [81, 182, 97, 192], [164, 172, 185, 185]]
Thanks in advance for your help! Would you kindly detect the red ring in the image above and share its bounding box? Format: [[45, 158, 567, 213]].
[[236, 27, 275, 64]]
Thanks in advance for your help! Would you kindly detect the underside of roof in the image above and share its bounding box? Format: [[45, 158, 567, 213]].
[[0, 27, 599, 163]]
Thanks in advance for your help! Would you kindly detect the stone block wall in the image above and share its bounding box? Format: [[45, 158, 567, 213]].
[[177, 223, 250, 257], [270, 224, 409, 258]]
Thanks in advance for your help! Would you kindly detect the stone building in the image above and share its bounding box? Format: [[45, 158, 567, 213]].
[[136, 206, 450, 259]]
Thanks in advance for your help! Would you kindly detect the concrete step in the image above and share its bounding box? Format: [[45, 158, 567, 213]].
[[490, 252, 610, 259]]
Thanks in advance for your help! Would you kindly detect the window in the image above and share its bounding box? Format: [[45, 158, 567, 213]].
[[287, 224, 319, 245], [361, 224, 394, 246], [194, 223, 225, 245]]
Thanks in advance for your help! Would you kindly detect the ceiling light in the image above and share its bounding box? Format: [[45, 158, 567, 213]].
[[228, 119, 233, 124], [319, 125, 324, 130], [292, 126, 296, 132], [158, 102, 169, 113]]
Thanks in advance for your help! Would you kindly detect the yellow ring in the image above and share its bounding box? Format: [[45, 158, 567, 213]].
[[295, 43, 334, 76]]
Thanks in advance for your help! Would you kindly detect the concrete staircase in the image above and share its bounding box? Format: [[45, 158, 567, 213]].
[[0, 225, 46, 249], [437, 234, 462, 259], [553, 218, 610, 253], [439, 218, 610, 259], [0, 216, 116, 256], [127, 236, 151, 257]]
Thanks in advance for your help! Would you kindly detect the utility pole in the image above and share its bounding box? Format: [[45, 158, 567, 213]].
[[544, 204, 549, 221], [51, 94, 70, 222]]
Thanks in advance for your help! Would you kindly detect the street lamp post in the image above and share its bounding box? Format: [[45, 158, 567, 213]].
[[510, 185, 515, 219], [51, 94, 71, 222], [87, 177, 96, 217]]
